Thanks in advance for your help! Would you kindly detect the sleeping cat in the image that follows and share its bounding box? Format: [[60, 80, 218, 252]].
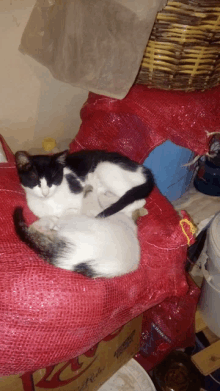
[[13, 192, 141, 278], [15, 149, 154, 219]]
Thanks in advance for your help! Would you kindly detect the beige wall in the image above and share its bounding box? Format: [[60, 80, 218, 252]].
[[0, 0, 88, 153]]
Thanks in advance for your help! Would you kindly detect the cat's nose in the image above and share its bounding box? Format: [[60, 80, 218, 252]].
[[42, 188, 49, 197]]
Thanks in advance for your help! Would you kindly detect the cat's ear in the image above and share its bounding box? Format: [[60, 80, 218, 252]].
[[15, 151, 32, 171], [55, 150, 68, 165]]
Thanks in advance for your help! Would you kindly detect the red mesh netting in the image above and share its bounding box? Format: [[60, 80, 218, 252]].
[[70, 84, 220, 159], [135, 275, 200, 372], [1, 83, 218, 375]]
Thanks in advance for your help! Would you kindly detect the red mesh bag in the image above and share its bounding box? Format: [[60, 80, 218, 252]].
[[70, 84, 220, 159], [1, 83, 217, 376], [135, 275, 200, 372]]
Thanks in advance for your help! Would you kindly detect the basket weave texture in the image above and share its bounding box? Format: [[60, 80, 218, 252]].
[[136, 0, 220, 91]]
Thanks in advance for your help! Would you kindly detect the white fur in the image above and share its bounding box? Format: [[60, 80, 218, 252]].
[[40, 178, 50, 197], [24, 172, 84, 218], [88, 163, 146, 214], [33, 191, 140, 278], [94, 163, 145, 194], [89, 163, 145, 195], [55, 212, 140, 277]]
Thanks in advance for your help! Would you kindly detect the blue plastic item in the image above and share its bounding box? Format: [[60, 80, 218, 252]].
[[144, 141, 194, 202], [194, 158, 220, 196]]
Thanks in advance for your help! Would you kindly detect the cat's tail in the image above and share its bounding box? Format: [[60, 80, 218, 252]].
[[96, 167, 154, 218], [13, 207, 66, 263]]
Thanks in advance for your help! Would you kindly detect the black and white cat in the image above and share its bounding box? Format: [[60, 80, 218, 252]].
[[13, 191, 141, 278], [15, 149, 154, 219]]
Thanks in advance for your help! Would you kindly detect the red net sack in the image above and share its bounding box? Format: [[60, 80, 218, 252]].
[[135, 275, 200, 372], [0, 136, 190, 376], [1, 83, 216, 375], [70, 84, 220, 158]]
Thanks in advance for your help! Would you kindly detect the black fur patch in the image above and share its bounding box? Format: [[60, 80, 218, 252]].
[[15, 152, 65, 189], [65, 150, 139, 178], [74, 262, 96, 278], [52, 240, 68, 263], [65, 174, 83, 194]]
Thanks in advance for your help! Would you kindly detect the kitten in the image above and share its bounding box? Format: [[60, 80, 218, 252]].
[[15, 149, 154, 219], [13, 192, 141, 278]]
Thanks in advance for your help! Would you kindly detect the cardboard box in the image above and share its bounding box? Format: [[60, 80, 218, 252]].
[[0, 314, 142, 391]]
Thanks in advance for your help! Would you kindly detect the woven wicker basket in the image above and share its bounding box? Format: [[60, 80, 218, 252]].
[[136, 0, 220, 91]]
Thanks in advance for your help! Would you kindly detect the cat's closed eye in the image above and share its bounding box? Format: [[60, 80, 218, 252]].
[[30, 171, 38, 180], [27, 170, 40, 187], [19, 162, 32, 172]]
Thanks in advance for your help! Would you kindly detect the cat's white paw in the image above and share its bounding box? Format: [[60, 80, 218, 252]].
[[122, 199, 146, 216], [31, 216, 59, 233]]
